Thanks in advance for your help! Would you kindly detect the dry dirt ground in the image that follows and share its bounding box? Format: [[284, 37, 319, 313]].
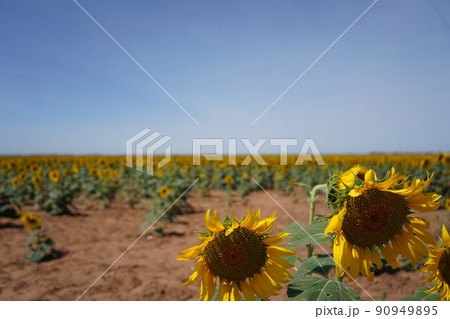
[[0, 187, 448, 301]]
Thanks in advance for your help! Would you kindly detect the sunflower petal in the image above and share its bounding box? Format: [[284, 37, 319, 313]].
[[442, 224, 450, 247], [230, 282, 242, 301], [253, 213, 277, 234], [205, 209, 225, 232], [239, 280, 255, 301], [262, 232, 290, 245], [183, 257, 204, 286], [407, 193, 442, 212]]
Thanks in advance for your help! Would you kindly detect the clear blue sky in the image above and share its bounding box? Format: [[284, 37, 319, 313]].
[[1, 0, 449, 155]]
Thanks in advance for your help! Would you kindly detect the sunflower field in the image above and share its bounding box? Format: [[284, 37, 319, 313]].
[[0, 153, 449, 301]]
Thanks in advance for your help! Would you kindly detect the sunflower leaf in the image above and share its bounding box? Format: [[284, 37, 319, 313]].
[[287, 220, 332, 248], [283, 222, 305, 235], [398, 287, 439, 301], [288, 276, 360, 301], [297, 255, 335, 278]]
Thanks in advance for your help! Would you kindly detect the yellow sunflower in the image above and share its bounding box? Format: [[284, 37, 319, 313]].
[[20, 211, 41, 230], [274, 172, 283, 180], [49, 170, 60, 183], [31, 176, 42, 188], [159, 185, 170, 198], [18, 171, 28, 181], [421, 225, 450, 301], [324, 166, 441, 281], [224, 175, 233, 185], [11, 177, 20, 187], [178, 209, 295, 301]]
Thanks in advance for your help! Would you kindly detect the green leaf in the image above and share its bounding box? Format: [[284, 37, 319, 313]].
[[422, 293, 440, 301], [398, 296, 418, 301], [283, 222, 305, 235], [288, 275, 323, 299], [398, 287, 440, 301], [297, 255, 335, 278], [39, 238, 54, 250], [25, 249, 46, 262], [414, 286, 430, 299], [287, 220, 332, 248], [289, 276, 360, 301]]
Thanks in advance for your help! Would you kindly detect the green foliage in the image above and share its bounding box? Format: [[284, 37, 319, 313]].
[[398, 287, 440, 301], [286, 220, 332, 249], [24, 229, 55, 263]]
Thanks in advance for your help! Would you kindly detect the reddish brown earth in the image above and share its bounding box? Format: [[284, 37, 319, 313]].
[[0, 188, 448, 301]]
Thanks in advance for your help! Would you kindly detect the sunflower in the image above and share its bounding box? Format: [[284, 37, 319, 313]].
[[324, 166, 441, 281], [241, 172, 248, 179], [178, 209, 295, 301], [224, 175, 233, 185], [11, 177, 20, 187], [421, 225, 450, 301], [274, 172, 283, 180], [20, 211, 41, 230], [18, 171, 28, 181], [159, 185, 170, 198], [420, 157, 432, 171], [445, 198, 450, 211], [49, 170, 60, 183], [32, 176, 42, 188], [155, 170, 164, 178]]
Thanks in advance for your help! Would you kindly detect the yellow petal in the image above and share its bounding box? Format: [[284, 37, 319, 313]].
[[380, 244, 400, 269], [230, 282, 242, 301], [239, 208, 254, 228], [407, 193, 442, 212], [324, 205, 346, 235], [264, 262, 290, 284], [442, 224, 450, 247], [219, 280, 231, 301], [200, 267, 215, 301], [346, 247, 360, 282], [183, 257, 204, 286], [262, 232, 290, 245], [369, 247, 383, 269], [266, 260, 292, 282], [249, 275, 269, 300], [338, 165, 360, 189], [253, 213, 277, 234], [267, 245, 296, 257], [177, 242, 206, 260], [205, 209, 225, 232], [239, 280, 255, 301], [261, 270, 282, 291], [364, 169, 377, 185]]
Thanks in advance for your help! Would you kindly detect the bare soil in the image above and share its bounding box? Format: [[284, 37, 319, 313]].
[[0, 187, 448, 301]]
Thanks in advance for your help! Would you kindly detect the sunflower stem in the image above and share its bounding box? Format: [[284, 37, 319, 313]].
[[307, 184, 328, 258]]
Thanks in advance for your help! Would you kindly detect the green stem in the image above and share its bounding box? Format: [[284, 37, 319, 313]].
[[307, 183, 328, 258]]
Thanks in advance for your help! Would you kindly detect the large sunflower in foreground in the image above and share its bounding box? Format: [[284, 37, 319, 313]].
[[324, 166, 441, 281], [178, 209, 295, 301], [421, 225, 450, 301]]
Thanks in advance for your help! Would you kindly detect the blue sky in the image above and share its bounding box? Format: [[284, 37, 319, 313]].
[[1, 0, 449, 155]]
